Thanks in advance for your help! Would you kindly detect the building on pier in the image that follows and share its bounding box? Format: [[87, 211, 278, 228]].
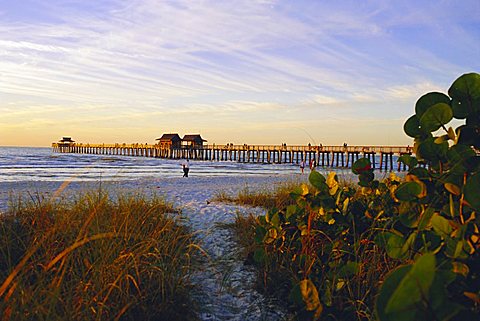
[[60, 136, 75, 143], [53, 136, 75, 153], [156, 133, 181, 149], [182, 134, 207, 148]]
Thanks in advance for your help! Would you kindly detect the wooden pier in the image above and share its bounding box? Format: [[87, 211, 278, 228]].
[[52, 141, 413, 171]]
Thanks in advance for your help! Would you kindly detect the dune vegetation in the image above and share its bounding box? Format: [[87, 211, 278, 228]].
[[0, 190, 199, 321], [225, 73, 480, 321]]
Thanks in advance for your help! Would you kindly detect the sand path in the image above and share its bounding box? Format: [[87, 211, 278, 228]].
[[152, 176, 297, 320]]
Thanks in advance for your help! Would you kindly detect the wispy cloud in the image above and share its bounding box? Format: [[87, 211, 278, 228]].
[[0, 0, 479, 146]]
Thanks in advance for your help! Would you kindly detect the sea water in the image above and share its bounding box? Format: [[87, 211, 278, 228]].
[[0, 146, 365, 182]]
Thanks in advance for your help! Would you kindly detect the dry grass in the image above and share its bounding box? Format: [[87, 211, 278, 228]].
[[212, 181, 300, 209], [0, 190, 199, 321]]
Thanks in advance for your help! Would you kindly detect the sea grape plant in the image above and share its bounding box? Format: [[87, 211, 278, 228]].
[[373, 72, 480, 321], [250, 73, 479, 321]]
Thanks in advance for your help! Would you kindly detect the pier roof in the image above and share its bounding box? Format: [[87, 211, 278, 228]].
[[182, 134, 207, 142], [156, 133, 181, 141]]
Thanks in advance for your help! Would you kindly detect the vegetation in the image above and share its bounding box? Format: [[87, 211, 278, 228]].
[[228, 73, 480, 320], [0, 190, 199, 321], [212, 181, 300, 209]]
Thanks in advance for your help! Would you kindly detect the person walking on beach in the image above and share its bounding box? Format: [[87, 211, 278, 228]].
[[182, 160, 190, 177], [300, 160, 305, 174]]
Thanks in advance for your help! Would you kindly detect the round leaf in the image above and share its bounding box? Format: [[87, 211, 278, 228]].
[[385, 253, 436, 314], [419, 103, 453, 132], [448, 72, 480, 118], [431, 213, 453, 238], [309, 171, 326, 190], [352, 157, 372, 174], [450, 98, 470, 119], [415, 92, 451, 118], [376, 265, 412, 321], [395, 182, 422, 201], [358, 170, 374, 187], [403, 115, 424, 138], [416, 137, 448, 162]]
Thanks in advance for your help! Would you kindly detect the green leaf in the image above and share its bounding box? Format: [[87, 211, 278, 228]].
[[395, 182, 422, 201], [386, 232, 409, 259], [309, 171, 326, 190], [464, 173, 480, 211], [448, 72, 480, 118], [385, 253, 436, 315], [431, 214, 453, 238], [352, 158, 372, 174], [286, 205, 298, 220], [399, 202, 420, 228], [416, 137, 448, 162], [404, 115, 424, 138], [415, 92, 451, 118], [419, 103, 453, 132], [358, 171, 374, 187], [398, 154, 418, 168], [376, 265, 413, 321], [409, 167, 429, 180], [270, 212, 281, 228], [447, 144, 476, 163]]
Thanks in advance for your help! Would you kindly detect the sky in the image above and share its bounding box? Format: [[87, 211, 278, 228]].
[[0, 0, 479, 147]]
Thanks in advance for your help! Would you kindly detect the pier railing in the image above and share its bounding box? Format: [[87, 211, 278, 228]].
[[52, 142, 413, 171]]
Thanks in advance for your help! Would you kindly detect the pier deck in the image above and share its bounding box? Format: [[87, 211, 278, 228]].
[[52, 142, 413, 171]]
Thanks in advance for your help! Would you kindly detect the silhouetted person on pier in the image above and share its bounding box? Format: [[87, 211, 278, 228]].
[[182, 160, 190, 177]]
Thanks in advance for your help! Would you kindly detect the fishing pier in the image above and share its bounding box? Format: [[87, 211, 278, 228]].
[[52, 137, 412, 171]]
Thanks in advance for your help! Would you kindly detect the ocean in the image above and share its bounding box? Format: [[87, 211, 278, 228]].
[[0, 146, 312, 183], [0, 146, 397, 183]]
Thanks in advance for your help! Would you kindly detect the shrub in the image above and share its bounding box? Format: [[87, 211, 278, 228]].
[[235, 73, 479, 321]]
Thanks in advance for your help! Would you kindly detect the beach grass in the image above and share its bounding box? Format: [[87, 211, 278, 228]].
[[212, 181, 300, 209], [0, 189, 199, 321]]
